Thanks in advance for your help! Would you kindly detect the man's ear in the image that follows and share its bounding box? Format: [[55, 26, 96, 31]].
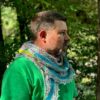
[[39, 30, 47, 42], [39, 30, 47, 38]]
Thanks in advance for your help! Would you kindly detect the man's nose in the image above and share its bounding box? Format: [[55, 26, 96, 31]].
[[64, 34, 70, 42]]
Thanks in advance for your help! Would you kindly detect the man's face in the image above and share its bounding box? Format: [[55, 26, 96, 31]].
[[45, 20, 70, 55]]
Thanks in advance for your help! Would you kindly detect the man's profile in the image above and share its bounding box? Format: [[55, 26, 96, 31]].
[[0, 10, 78, 100]]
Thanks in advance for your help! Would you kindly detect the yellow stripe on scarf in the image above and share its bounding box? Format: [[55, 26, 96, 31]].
[[18, 49, 33, 57]]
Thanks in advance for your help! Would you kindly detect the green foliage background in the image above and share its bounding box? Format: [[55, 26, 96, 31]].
[[0, 0, 98, 100]]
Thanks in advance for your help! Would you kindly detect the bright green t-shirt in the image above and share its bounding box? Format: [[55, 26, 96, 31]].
[[0, 57, 78, 100]]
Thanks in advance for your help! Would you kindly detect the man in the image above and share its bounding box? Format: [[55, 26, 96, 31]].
[[0, 10, 78, 100]]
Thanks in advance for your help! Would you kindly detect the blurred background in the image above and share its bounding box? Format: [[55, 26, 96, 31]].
[[0, 0, 99, 100]]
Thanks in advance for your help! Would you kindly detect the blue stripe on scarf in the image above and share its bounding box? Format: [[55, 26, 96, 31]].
[[46, 79, 55, 100], [49, 68, 74, 79], [34, 52, 67, 71]]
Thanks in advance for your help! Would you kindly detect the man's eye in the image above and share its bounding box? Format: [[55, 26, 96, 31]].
[[59, 32, 66, 35]]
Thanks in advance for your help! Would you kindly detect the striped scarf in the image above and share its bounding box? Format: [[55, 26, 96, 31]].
[[16, 41, 75, 100]]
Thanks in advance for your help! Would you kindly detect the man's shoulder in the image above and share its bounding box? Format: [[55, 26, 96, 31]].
[[2, 56, 40, 82], [6, 56, 36, 74], [9, 56, 33, 68], [14, 56, 32, 64]]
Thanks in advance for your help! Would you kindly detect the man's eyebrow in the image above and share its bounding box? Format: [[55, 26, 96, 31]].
[[59, 30, 68, 32]]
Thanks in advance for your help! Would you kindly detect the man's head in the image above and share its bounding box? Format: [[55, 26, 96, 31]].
[[30, 10, 70, 56]]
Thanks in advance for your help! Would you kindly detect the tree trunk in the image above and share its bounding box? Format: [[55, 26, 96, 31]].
[[15, 2, 28, 43], [96, 0, 100, 100], [17, 14, 26, 43], [0, 5, 6, 95]]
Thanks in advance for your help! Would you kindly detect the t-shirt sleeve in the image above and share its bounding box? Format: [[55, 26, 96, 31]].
[[0, 60, 31, 100]]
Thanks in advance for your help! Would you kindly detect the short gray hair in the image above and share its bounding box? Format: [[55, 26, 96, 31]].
[[29, 10, 67, 41]]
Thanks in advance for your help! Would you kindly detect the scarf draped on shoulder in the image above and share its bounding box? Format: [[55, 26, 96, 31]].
[[16, 41, 75, 100], [16, 41, 75, 84]]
